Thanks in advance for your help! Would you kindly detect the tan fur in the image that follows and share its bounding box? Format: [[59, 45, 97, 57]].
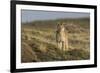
[[56, 23, 68, 51]]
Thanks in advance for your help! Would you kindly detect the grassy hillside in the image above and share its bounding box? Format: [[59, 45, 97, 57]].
[[21, 18, 90, 63]]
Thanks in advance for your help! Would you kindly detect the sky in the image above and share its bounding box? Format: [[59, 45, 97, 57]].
[[21, 10, 90, 23]]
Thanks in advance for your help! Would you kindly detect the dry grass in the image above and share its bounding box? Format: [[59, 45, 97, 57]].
[[21, 18, 90, 63]]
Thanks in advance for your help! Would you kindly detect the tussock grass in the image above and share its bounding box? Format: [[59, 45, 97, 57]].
[[21, 18, 90, 63]]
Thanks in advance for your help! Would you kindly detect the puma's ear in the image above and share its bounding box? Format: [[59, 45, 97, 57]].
[[57, 22, 60, 26]]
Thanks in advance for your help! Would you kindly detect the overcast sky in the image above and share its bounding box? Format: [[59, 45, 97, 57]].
[[21, 10, 90, 23]]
